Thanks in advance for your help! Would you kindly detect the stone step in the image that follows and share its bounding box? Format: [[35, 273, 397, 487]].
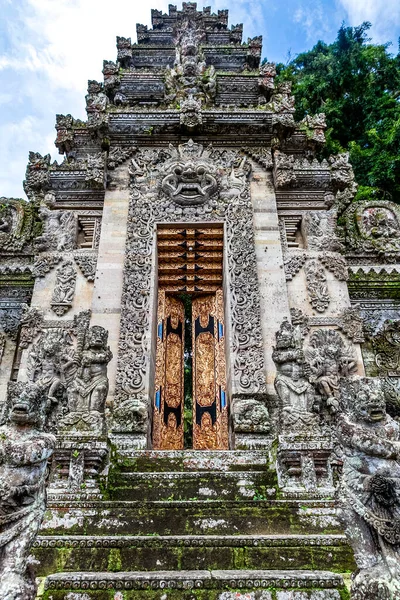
[[43, 569, 346, 600], [33, 534, 355, 576], [42, 499, 342, 536], [111, 450, 270, 473], [108, 470, 277, 501]]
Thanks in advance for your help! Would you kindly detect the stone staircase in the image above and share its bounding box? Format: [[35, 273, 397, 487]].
[[35, 450, 354, 599]]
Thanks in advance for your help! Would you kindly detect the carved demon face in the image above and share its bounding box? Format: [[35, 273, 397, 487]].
[[8, 382, 46, 427], [86, 325, 108, 350], [161, 159, 218, 206], [354, 382, 387, 423]]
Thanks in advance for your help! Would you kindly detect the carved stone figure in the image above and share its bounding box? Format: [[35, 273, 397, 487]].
[[160, 140, 218, 206], [273, 320, 318, 430], [51, 260, 77, 316], [304, 260, 330, 313], [61, 326, 112, 435], [306, 329, 357, 413], [338, 378, 400, 598], [344, 199, 400, 257], [0, 382, 55, 600], [35, 206, 76, 252], [27, 329, 75, 431]]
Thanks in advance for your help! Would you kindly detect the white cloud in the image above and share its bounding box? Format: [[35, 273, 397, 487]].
[[294, 2, 331, 41], [0, 0, 264, 199], [337, 0, 400, 44]]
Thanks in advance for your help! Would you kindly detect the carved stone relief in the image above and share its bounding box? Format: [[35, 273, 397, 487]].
[[0, 381, 56, 600], [305, 329, 357, 414], [114, 142, 267, 433], [344, 199, 400, 259], [35, 206, 77, 253], [272, 320, 318, 431], [338, 377, 400, 598], [73, 253, 97, 281], [304, 260, 330, 313], [51, 260, 77, 316]]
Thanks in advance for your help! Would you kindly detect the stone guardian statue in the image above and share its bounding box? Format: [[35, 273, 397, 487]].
[[0, 382, 56, 600]]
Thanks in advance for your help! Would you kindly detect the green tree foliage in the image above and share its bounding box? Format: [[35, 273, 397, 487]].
[[276, 23, 400, 203]]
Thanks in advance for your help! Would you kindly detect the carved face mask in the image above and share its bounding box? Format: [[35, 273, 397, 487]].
[[161, 160, 218, 206], [355, 390, 386, 423]]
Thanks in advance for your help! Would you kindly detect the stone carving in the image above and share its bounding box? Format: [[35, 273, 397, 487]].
[[19, 306, 44, 349], [338, 378, 400, 598], [258, 62, 276, 100], [0, 381, 55, 600], [304, 260, 330, 313], [180, 94, 202, 128], [107, 146, 137, 170], [51, 260, 77, 316], [27, 329, 75, 432], [367, 319, 400, 377], [273, 320, 317, 430], [35, 206, 77, 252], [115, 143, 266, 430], [345, 199, 400, 258], [164, 18, 216, 107], [160, 140, 218, 206], [383, 377, 400, 420], [302, 210, 343, 252], [23, 152, 51, 201], [231, 397, 270, 433], [73, 253, 97, 282], [32, 253, 62, 278], [283, 250, 307, 281], [299, 113, 327, 145], [340, 306, 365, 343], [60, 326, 112, 436], [319, 253, 349, 281], [273, 151, 296, 188], [329, 152, 354, 191], [85, 80, 109, 128], [0, 332, 5, 364], [305, 329, 357, 413], [0, 198, 37, 253]]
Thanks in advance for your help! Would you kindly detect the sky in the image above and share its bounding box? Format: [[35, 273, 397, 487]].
[[1, 0, 399, 199]]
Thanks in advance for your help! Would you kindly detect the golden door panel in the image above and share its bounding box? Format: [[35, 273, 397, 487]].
[[153, 292, 185, 450], [192, 290, 229, 450]]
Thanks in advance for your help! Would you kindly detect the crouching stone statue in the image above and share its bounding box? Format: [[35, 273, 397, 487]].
[[338, 378, 400, 599], [0, 382, 56, 600]]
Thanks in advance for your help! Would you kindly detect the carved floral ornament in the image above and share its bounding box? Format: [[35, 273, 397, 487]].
[[114, 142, 267, 432]]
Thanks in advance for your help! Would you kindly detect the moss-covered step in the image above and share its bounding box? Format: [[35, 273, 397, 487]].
[[107, 470, 277, 501], [42, 569, 349, 600], [41, 499, 342, 536], [33, 534, 355, 576], [109, 450, 271, 473]]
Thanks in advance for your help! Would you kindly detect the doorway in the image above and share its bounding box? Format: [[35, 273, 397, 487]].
[[152, 226, 229, 450]]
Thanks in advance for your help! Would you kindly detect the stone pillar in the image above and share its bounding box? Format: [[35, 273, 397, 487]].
[[250, 164, 291, 397], [90, 164, 130, 407]]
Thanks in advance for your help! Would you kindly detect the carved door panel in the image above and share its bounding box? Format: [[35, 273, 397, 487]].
[[192, 290, 229, 450], [153, 291, 185, 450]]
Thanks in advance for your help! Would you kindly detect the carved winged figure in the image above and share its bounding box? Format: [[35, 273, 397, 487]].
[[338, 378, 400, 599], [0, 382, 55, 600]]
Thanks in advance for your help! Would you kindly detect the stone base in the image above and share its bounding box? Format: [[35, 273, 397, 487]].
[[43, 570, 346, 599]]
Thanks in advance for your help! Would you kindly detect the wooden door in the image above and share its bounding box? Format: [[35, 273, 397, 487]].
[[192, 289, 229, 450], [152, 291, 185, 449]]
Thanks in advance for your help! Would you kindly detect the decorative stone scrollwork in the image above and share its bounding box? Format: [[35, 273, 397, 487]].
[[51, 260, 77, 316], [338, 377, 400, 598], [0, 381, 55, 600], [304, 259, 330, 313], [319, 253, 348, 281], [283, 250, 307, 281], [73, 253, 97, 282], [32, 253, 62, 278], [0, 332, 5, 364], [0, 198, 37, 253]]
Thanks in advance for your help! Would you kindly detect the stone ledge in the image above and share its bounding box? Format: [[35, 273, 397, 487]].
[[35, 533, 347, 549], [44, 570, 344, 591]]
